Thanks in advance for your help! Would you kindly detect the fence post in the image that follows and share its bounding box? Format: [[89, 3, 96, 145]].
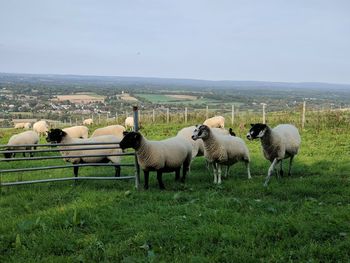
[[302, 101, 306, 129], [185, 107, 188, 124], [75, 118, 77, 125], [69, 118, 72, 126], [231, 105, 234, 126], [98, 114, 101, 125], [166, 108, 169, 124], [152, 109, 155, 123], [206, 105, 209, 120], [133, 106, 140, 190], [262, 103, 266, 124]]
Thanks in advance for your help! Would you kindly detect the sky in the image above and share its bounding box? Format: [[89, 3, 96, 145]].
[[0, 0, 350, 83]]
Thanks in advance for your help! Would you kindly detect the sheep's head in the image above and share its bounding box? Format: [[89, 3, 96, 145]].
[[120, 131, 142, 150], [247, 123, 267, 140], [46, 129, 67, 143], [192, 124, 210, 140]]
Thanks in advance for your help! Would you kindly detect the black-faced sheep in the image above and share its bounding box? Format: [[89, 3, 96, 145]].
[[5, 130, 39, 158], [46, 128, 122, 177], [63, 126, 89, 139], [192, 125, 251, 184], [119, 131, 192, 190], [247, 123, 301, 186]]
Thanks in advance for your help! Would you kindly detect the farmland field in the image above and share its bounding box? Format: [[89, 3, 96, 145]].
[[52, 94, 105, 104], [1, 116, 350, 262]]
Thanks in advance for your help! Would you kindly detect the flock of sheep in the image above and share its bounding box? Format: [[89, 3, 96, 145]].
[[4, 115, 301, 188]]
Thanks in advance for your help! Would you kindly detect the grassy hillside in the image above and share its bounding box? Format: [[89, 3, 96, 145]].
[[0, 119, 350, 262]]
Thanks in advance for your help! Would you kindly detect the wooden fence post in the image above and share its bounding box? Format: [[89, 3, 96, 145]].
[[302, 101, 306, 129], [262, 103, 266, 124], [152, 109, 155, 123], [231, 105, 234, 125], [206, 105, 209, 120], [185, 107, 188, 124], [166, 108, 169, 124], [98, 114, 101, 124]]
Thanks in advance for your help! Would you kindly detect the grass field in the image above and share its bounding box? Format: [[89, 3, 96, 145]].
[[1, 120, 350, 262]]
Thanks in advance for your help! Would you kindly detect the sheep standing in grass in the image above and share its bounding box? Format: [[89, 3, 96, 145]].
[[83, 118, 93, 125], [125, 117, 134, 130], [91, 125, 126, 140], [5, 130, 39, 158], [120, 131, 192, 189], [192, 125, 251, 184], [203, 116, 225, 128], [177, 126, 236, 158], [33, 120, 49, 136], [63, 126, 89, 139], [46, 128, 122, 177], [247, 123, 301, 186], [24, 122, 32, 129]]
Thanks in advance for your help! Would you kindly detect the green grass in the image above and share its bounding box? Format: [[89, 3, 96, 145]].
[[1, 123, 350, 262], [135, 93, 222, 105]]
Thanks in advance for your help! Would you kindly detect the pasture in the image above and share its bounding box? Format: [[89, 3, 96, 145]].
[[0, 115, 350, 262]]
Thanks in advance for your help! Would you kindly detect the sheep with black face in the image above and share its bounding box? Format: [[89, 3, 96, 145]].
[[46, 128, 122, 177], [119, 131, 192, 190], [247, 123, 301, 186], [192, 124, 251, 184]]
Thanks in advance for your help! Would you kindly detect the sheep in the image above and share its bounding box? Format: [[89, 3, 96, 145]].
[[120, 131, 192, 190], [46, 128, 122, 177], [91, 125, 126, 140], [33, 120, 49, 136], [177, 126, 236, 158], [203, 115, 225, 128], [192, 124, 251, 184], [125, 117, 134, 130], [24, 122, 32, 129], [4, 130, 39, 158], [247, 123, 301, 186], [14, 122, 25, 129], [83, 118, 93, 125], [63, 126, 89, 139]]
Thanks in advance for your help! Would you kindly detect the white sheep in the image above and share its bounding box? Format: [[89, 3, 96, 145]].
[[120, 131, 192, 189], [124, 117, 134, 130], [83, 118, 93, 125], [203, 116, 225, 128], [33, 120, 49, 136], [91, 125, 126, 140], [5, 130, 39, 158], [24, 122, 32, 129], [247, 123, 301, 186], [192, 125, 251, 184], [14, 122, 25, 129], [177, 126, 236, 158], [63, 126, 89, 139], [46, 128, 122, 177]]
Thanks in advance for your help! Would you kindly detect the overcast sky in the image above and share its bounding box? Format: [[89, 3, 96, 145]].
[[0, 0, 349, 83]]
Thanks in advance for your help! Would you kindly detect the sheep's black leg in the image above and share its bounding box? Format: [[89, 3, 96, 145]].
[[288, 156, 294, 176], [175, 168, 181, 181], [74, 166, 79, 177], [144, 170, 149, 189], [157, 171, 165, 190], [181, 163, 189, 183], [279, 160, 284, 177], [114, 165, 121, 177]]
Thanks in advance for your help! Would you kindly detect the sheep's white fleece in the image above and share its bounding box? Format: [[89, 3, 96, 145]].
[[58, 133, 122, 164], [63, 126, 89, 139], [83, 118, 93, 125], [136, 135, 192, 172], [177, 126, 232, 158], [91, 125, 125, 140], [33, 120, 49, 135], [7, 130, 39, 150], [261, 124, 301, 161], [203, 116, 225, 128], [125, 117, 134, 129], [14, 122, 31, 129]]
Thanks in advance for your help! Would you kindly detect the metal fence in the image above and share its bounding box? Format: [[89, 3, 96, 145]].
[[0, 107, 141, 188]]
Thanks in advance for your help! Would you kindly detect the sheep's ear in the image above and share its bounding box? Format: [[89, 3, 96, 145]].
[[250, 124, 254, 127], [123, 131, 129, 136]]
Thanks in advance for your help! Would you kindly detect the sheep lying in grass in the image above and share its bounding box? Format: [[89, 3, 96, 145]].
[[120, 131, 192, 190], [63, 126, 89, 139], [192, 125, 251, 184], [33, 120, 49, 136], [46, 128, 122, 177], [14, 122, 32, 129], [5, 130, 39, 158], [247, 123, 301, 186], [203, 116, 225, 128], [177, 126, 236, 158], [91, 125, 126, 140], [83, 118, 93, 125]]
